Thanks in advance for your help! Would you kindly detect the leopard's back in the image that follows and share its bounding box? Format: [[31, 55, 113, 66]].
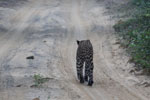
[[77, 40, 93, 61]]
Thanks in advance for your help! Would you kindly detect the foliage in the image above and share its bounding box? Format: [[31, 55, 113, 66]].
[[113, 0, 150, 70], [33, 74, 50, 87]]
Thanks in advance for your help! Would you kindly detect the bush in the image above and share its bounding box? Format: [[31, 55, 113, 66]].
[[114, 0, 150, 70]]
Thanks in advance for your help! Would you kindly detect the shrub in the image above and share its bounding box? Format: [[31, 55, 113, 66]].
[[113, 0, 150, 70]]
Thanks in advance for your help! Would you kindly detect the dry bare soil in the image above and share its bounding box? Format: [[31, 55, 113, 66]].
[[0, 0, 150, 100]]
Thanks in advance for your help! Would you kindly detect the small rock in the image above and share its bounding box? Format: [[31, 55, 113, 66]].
[[141, 82, 150, 87], [26, 56, 34, 59], [30, 85, 36, 88], [122, 69, 125, 72], [145, 84, 150, 87], [129, 69, 135, 74], [33, 98, 40, 100], [114, 41, 120, 45], [76, 95, 81, 99], [128, 58, 134, 63], [16, 84, 22, 87]]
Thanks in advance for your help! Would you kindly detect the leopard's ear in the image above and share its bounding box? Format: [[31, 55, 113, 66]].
[[87, 39, 90, 42], [77, 40, 80, 45]]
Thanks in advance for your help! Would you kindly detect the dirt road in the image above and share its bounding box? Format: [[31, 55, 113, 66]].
[[0, 0, 150, 100]]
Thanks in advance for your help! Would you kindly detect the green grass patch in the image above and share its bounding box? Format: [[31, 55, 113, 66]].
[[113, 0, 150, 71], [31, 74, 50, 87]]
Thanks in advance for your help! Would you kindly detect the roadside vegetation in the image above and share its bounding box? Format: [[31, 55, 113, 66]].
[[113, 0, 150, 73], [31, 74, 50, 87]]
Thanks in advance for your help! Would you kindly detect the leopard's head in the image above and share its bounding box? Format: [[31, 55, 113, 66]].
[[76, 40, 90, 45]]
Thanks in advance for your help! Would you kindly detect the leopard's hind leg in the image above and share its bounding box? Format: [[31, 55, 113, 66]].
[[85, 59, 94, 86], [84, 62, 89, 82], [76, 57, 84, 83]]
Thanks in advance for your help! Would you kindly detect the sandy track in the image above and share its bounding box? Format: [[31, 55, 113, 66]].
[[0, 0, 40, 64], [60, 0, 149, 100], [0, 0, 150, 100]]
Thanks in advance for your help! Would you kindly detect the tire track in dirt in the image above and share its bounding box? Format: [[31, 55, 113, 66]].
[[60, 0, 112, 99], [0, 0, 41, 64], [60, 0, 149, 100]]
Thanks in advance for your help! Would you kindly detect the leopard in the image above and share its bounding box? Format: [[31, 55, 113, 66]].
[[76, 40, 94, 86]]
